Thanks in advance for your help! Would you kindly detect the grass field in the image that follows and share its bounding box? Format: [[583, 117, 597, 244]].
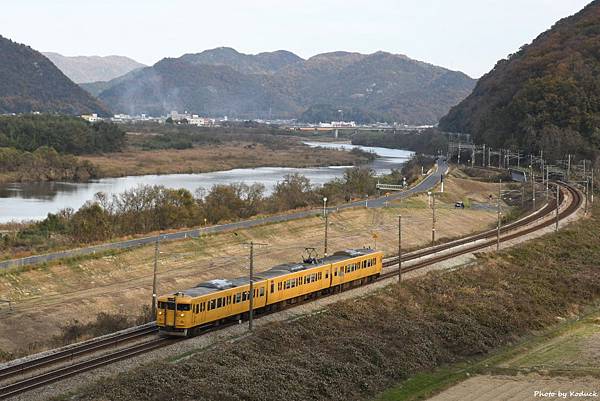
[[0, 177, 500, 356], [80, 137, 369, 178]]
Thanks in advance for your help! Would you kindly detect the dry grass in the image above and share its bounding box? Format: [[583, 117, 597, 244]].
[[54, 202, 600, 401], [80, 141, 368, 178], [426, 375, 600, 401], [0, 178, 499, 354]]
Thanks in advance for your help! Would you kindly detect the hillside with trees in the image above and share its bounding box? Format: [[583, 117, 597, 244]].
[[98, 48, 475, 124], [439, 1, 600, 161], [0, 114, 125, 154], [0, 35, 109, 116]]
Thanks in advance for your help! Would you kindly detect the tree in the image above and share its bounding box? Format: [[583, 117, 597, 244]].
[[270, 174, 317, 211], [70, 202, 112, 243]]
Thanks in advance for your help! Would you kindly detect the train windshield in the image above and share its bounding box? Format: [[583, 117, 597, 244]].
[[158, 301, 175, 310], [176, 304, 191, 311]]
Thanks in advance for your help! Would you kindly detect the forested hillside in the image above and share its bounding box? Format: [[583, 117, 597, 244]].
[[439, 1, 600, 160], [0, 115, 125, 182], [0, 35, 109, 116], [98, 48, 475, 124], [0, 115, 125, 154]]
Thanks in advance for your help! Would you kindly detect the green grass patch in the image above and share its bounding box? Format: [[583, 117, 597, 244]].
[[375, 367, 471, 401]]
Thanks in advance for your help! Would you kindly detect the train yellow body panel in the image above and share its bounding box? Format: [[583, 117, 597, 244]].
[[157, 249, 383, 336]]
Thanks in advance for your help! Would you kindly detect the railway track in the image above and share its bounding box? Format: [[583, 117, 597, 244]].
[[380, 181, 582, 277], [0, 181, 583, 400]]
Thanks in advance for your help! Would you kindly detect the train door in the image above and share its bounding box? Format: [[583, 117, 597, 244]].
[[163, 299, 176, 327]]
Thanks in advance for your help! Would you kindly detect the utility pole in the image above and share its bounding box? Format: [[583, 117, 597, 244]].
[[249, 241, 255, 331], [555, 184, 559, 232], [323, 197, 328, 257], [532, 167, 536, 210], [592, 167, 595, 204], [246, 241, 268, 331], [324, 210, 329, 257], [567, 154, 571, 181], [585, 178, 589, 215], [398, 215, 402, 282], [497, 180, 501, 251], [431, 192, 436, 247], [151, 234, 160, 316], [546, 167, 549, 200], [482, 144, 486, 167]]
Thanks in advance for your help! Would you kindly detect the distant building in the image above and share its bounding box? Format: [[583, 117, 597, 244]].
[[319, 121, 356, 128], [81, 113, 100, 122]]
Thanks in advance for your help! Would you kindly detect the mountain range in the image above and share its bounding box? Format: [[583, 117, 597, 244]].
[[0, 34, 475, 124], [95, 47, 476, 124], [43, 52, 145, 84], [0, 35, 109, 116], [439, 0, 600, 159]]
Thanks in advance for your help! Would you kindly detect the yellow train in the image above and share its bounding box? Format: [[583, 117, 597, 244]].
[[156, 248, 383, 336]]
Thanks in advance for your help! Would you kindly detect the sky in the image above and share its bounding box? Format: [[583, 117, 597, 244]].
[[0, 0, 592, 78]]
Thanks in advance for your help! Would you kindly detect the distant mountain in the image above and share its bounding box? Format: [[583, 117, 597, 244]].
[[43, 52, 146, 83], [179, 47, 303, 74], [97, 48, 475, 124], [0, 35, 109, 116], [439, 1, 600, 160]]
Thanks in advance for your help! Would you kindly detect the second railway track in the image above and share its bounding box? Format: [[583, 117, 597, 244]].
[[0, 181, 583, 400]]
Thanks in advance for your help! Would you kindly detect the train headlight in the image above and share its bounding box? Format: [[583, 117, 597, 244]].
[[180, 313, 185, 317], [158, 311, 162, 315]]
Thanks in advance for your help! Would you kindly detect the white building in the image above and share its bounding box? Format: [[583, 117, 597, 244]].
[[81, 113, 100, 122]]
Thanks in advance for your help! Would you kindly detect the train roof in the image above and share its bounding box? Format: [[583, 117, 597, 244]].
[[161, 248, 379, 299]]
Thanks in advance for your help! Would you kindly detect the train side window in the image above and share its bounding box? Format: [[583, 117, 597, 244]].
[[334, 268, 338, 277], [362, 260, 367, 268], [208, 299, 216, 310], [325, 271, 329, 278], [318, 272, 322, 280], [217, 298, 222, 308], [271, 282, 275, 293], [228, 295, 232, 305], [260, 287, 265, 296], [278, 282, 282, 291], [201, 302, 205, 312]]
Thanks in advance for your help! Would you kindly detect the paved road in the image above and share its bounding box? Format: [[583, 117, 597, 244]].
[[0, 159, 447, 270]]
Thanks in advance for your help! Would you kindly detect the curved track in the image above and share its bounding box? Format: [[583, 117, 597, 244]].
[[0, 181, 583, 400]]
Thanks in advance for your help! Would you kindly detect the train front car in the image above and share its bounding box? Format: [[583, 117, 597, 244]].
[[156, 292, 193, 336]]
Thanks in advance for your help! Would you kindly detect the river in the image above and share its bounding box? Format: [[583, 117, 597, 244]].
[[0, 142, 413, 222]]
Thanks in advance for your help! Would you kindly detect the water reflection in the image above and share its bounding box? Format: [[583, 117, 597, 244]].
[[0, 143, 413, 222], [0, 181, 81, 200]]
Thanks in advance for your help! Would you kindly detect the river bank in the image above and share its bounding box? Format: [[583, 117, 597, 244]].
[[0, 141, 410, 223]]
